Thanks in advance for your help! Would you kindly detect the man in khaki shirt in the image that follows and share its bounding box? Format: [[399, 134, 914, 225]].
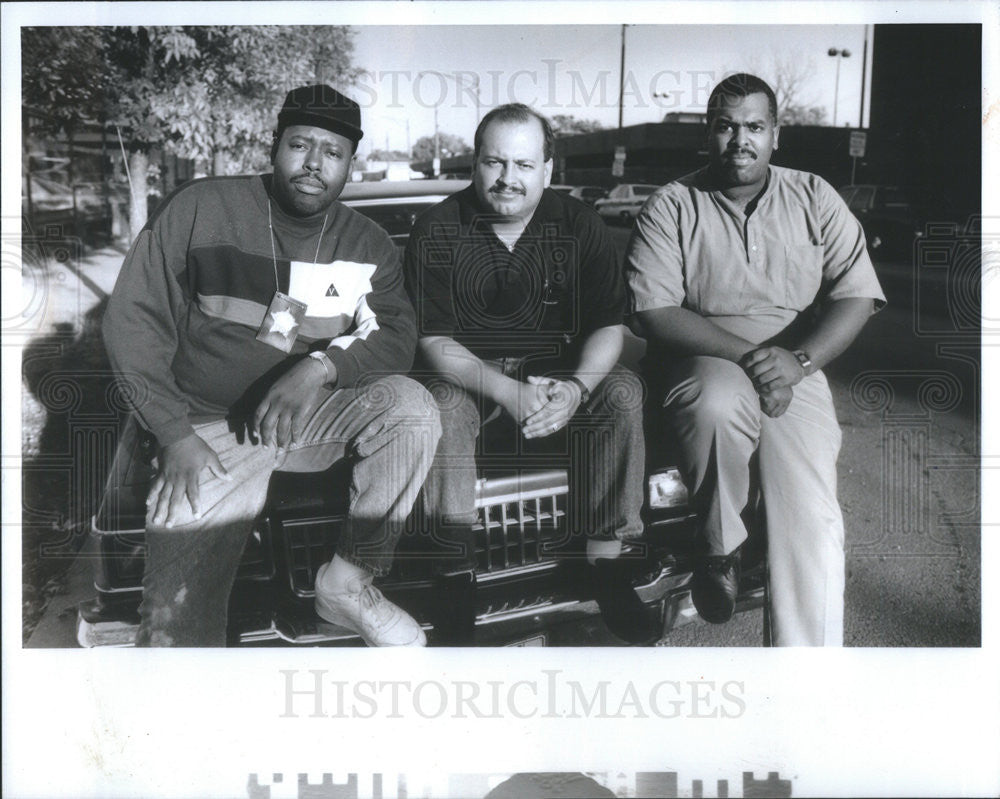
[[626, 74, 885, 645]]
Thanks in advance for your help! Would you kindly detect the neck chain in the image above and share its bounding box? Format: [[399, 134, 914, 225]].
[[266, 200, 329, 291]]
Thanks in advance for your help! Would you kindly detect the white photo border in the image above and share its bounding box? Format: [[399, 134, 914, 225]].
[[3, 2, 998, 798]]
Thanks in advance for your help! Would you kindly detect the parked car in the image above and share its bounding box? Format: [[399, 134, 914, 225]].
[[837, 184, 924, 260], [594, 183, 659, 224], [549, 185, 609, 206], [568, 185, 609, 206], [334, 178, 470, 247], [77, 180, 767, 648], [22, 176, 115, 245]]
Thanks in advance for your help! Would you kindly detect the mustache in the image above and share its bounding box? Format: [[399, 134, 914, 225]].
[[292, 174, 327, 187], [490, 184, 525, 195], [724, 148, 756, 158]]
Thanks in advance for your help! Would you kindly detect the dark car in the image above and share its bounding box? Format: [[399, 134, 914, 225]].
[[77, 180, 767, 648], [837, 184, 924, 260], [568, 185, 610, 206]]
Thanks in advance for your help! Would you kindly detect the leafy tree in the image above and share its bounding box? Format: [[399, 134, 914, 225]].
[[22, 26, 358, 242], [412, 133, 472, 161], [368, 148, 411, 162], [550, 114, 604, 137], [150, 27, 360, 177], [779, 104, 829, 126], [741, 50, 830, 126], [21, 28, 105, 134]]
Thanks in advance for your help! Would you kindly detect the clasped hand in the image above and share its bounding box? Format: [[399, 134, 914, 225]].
[[738, 345, 805, 392], [504, 376, 583, 439], [739, 345, 802, 419]]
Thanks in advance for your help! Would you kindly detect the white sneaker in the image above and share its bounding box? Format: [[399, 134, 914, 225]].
[[314, 563, 427, 647]]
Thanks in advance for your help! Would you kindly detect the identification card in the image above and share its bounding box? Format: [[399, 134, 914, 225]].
[[255, 291, 307, 353]]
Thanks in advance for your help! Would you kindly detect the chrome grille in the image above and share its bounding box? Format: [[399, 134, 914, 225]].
[[474, 470, 568, 573], [276, 470, 571, 595]]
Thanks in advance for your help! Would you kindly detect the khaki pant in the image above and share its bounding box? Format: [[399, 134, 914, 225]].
[[660, 357, 845, 646]]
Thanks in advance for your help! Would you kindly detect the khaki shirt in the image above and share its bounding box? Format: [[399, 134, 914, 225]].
[[626, 165, 886, 344]]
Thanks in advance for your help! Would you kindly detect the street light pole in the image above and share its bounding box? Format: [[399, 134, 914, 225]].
[[420, 70, 481, 176], [858, 26, 869, 127], [618, 24, 628, 129], [828, 47, 851, 127], [433, 104, 440, 176]]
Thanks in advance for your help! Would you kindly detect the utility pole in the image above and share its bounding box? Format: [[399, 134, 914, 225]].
[[859, 26, 869, 127], [433, 105, 440, 176], [618, 24, 627, 129]]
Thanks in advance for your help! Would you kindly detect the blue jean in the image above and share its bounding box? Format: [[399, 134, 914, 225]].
[[422, 364, 646, 572], [135, 375, 441, 647]]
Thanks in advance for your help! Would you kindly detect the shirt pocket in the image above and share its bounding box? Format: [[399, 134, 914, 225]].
[[781, 244, 824, 309]]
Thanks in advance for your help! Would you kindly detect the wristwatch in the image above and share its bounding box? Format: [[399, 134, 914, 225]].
[[793, 350, 813, 375], [308, 350, 334, 383], [566, 375, 591, 405]]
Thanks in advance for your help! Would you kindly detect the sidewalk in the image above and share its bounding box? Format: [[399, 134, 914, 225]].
[[25, 242, 127, 334], [19, 242, 129, 644]]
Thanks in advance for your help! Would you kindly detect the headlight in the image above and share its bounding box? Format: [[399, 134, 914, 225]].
[[647, 467, 689, 509]]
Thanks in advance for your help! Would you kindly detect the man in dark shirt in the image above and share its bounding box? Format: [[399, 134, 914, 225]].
[[404, 103, 654, 643]]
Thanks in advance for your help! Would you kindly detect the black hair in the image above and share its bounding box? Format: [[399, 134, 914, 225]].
[[473, 103, 555, 161], [706, 73, 778, 125]]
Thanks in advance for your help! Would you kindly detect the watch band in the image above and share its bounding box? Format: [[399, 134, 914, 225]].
[[308, 350, 334, 383], [793, 350, 813, 374], [565, 375, 591, 405]]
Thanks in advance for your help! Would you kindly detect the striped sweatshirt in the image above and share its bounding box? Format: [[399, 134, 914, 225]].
[[103, 175, 416, 447]]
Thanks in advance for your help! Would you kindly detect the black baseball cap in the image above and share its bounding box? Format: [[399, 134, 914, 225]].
[[277, 84, 364, 144]]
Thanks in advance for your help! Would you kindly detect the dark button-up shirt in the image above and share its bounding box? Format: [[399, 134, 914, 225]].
[[405, 186, 625, 363]]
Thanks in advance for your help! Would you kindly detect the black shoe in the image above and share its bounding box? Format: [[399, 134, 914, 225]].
[[591, 558, 661, 644], [430, 570, 477, 645], [690, 550, 741, 624]]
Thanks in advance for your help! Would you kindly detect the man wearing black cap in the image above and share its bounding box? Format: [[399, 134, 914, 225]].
[[104, 85, 440, 647]]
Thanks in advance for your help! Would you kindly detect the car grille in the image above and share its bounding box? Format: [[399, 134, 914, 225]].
[[279, 469, 570, 597], [474, 470, 568, 574]]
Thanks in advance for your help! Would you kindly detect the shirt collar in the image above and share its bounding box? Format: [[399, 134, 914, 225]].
[[698, 165, 776, 215]]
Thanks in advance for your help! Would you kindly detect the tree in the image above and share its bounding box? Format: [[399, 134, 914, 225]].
[[21, 28, 105, 134], [149, 27, 361, 177], [412, 133, 472, 161], [741, 50, 828, 126], [550, 114, 604, 137], [22, 26, 359, 242], [367, 149, 411, 162], [779, 104, 829, 126]]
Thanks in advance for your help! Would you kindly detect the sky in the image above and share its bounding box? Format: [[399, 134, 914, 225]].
[[351, 24, 871, 157]]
